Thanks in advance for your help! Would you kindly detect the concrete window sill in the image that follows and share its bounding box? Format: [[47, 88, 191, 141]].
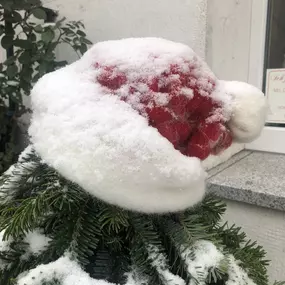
[[207, 150, 285, 212]]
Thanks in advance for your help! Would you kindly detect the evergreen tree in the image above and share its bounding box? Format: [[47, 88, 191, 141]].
[[0, 146, 270, 285]]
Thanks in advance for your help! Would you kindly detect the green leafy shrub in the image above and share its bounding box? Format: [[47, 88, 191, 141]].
[[0, 0, 92, 174]]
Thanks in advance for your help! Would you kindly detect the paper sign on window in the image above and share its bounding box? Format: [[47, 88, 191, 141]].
[[265, 69, 285, 124]]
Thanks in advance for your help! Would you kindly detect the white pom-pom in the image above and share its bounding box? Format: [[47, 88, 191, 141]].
[[223, 81, 268, 143]]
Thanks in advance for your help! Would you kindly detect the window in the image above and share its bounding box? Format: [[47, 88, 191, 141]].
[[246, 0, 285, 154]]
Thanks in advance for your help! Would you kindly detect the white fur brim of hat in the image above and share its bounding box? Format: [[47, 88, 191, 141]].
[[29, 65, 206, 214]]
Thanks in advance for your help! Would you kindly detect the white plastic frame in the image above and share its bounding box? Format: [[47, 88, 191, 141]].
[[246, 0, 285, 154]]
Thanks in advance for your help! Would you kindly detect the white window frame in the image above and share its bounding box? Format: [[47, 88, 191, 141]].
[[246, 0, 285, 154]]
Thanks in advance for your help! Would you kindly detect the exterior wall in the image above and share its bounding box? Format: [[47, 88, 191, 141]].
[[223, 199, 285, 283], [208, 2, 285, 282], [43, 0, 207, 62], [206, 0, 254, 157], [206, 0, 252, 82]]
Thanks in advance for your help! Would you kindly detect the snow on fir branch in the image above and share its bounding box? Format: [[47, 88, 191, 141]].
[[16, 255, 113, 285], [147, 244, 185, 285], [23, 229, 51, 256], [14, 242, 258, 285], [0, 146, 38, 204]]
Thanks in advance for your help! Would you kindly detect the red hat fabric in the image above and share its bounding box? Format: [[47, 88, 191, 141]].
[[95, 57, 232, 161]]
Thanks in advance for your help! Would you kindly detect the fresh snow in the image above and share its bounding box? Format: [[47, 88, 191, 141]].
[[29, 38, 209, 213], [147, 244, 185, 285], [0, 229, 51, 267], [0, 230, 12, 252], [181, 240, 224, 285], [28, 37, 266, 213], [18, 145, 35, 162], [24, 229, 51, 255], [124, 271, 149, 285], [17, 255, 114, 285], [181, 240, 257, 285], [0, 230, 13, 270], [16, 241, 257, 285], [226, 255, 257, 285]]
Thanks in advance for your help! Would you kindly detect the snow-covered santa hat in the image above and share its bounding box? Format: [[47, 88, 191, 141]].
[[29, 38, 267, 213]]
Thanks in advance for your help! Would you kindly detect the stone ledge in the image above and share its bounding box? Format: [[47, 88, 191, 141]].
[[207, 150, 285, 211]]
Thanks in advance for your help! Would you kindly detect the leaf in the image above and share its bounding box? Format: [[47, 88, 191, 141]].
[[10, 93, 22, 104], [61, 27, 74, 36], [34, 25, 43, 33], [4, 23, 15, 37], [41, 29, 55, 43], [23, 26, 32, 35], [4, 56, 16, 66], [73, 38, 81, 46], [77, 30, 86, 37], [32, 8, 47, 20], [20, 80, 31, 94], [73, 22, 80, 29], [0, 25, 5, 36], [22, 68, 33, 82], [44, 51, 55, 61], [66, 23, 76, 29], [63, 37, 72, 43], [13, 39, 33, 49], [29, 33, 37, 42], [1, 36, 14, 49], [38, 61, 49, 75], [31, 54, 41, 62], [26, 0, 42, 4], [48, 42, 58, 51], [32, 73, 41, 83], [11, 11, 22, 22], [78, 22, 85, 29], [55, 17, 66, 28], [79, 44, 88, 54], [7, 80, 19, 86], [1, 1, 12, 11], [55, 61, 67, 68], [82, 38, 93, 45], [19, 51, 31, 64], [6, 65, 18, 78]]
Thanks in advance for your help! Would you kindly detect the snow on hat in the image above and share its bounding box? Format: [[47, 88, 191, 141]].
[[29, 38, 267, 213]]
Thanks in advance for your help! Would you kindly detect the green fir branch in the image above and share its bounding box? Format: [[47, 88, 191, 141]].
[[130, 214, 165, 285], [206, 256, 229, 285], [0, 151, 277, 285], [0, 190, 53, 239], [216, 223, 269, 285], [158, 219, 195, 284], [191, 194, 227, 226], [68, 199, 101, 265]]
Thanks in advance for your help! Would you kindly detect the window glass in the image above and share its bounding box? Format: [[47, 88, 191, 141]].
[[264, 0, 285, 126]]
